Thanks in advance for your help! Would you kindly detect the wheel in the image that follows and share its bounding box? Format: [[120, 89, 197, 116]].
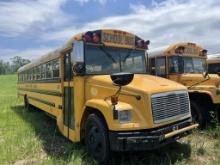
[[24, 95, 29, 109], [84, 113, 110, 164], [190, 100, 208, 128]]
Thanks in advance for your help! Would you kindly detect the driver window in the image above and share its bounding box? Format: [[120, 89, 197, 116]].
[[64, 53, 72, 81], [156, 57, 166, 77]]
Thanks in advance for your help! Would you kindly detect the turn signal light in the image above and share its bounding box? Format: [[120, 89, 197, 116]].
[[111, 96, 118, 105], [200, 49, 207, 56], [93, 32, 101, 43], [82, 31, 101, 43], [136, 39, 150, 49], [82, 31, 93, 42]]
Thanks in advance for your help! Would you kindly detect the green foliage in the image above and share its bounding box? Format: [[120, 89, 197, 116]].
[[0, 56, 30, 75], [10, 56, 30, 73]]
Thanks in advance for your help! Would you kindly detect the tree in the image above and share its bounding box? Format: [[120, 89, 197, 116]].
[[10, 56, 31, 73], [0, 56, 30, 75], [0, 60, 6, 74]]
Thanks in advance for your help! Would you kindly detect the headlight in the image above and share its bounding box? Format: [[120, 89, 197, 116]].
[[118, 110, 131, 123]]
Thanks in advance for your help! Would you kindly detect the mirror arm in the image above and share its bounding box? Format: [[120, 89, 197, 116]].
[[188, 77, 210, 89]]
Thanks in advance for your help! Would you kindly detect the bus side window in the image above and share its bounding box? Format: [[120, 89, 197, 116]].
[[37, 66, 41, 80], [155, 57, 166, 77], [46, 62, 52, 79], [149, 58, 156, 75], [41, 64, 46, 79], [33, 67, 36, 80], [52, 59, 60, 78]]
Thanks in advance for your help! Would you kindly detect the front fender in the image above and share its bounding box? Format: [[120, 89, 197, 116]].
[[189, 86, 220, 103], [84, 99, 141, 131]]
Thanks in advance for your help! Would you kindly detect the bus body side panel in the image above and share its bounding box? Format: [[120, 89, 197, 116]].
[[67, 77, 85, 142], [17, 83, 62, 117]]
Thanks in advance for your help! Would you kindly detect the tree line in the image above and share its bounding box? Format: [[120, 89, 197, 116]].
[[0, 56, 30, 75]]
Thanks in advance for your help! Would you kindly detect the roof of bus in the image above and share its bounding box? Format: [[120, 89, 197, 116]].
[[148, 42, 204, 58], [208, 54, 220, 59], [18, 29, 143, 73], [207, 54, 220, 63]]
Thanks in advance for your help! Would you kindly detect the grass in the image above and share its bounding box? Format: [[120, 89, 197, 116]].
[[0, 74, 219, 165]]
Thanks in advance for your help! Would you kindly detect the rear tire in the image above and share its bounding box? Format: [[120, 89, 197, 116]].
[[190, 100, 208, 128], [84, 113, 110, 164], [24, 95, 29, 109]]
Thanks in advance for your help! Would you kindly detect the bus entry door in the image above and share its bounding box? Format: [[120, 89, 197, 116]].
[[63, 53, 75, 138]]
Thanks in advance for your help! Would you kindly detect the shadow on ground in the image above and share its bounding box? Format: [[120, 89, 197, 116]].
[[12, 105, 192, 165]]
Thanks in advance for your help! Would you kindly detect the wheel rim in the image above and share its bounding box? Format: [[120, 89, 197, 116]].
[[87, 124, 104, 158]]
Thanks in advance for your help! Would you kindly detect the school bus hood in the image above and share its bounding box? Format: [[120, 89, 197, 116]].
[[86, 74, 187, 94], [180, 73, 220, 87]]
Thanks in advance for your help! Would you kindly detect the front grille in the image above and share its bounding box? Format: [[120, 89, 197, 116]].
[[151, 90, 190, 124]]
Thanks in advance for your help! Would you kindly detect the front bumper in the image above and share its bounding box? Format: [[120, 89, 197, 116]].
[[109, 119, 198, 151]]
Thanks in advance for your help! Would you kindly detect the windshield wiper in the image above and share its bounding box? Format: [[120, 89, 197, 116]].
[[99, 46, 116, 63], [123, 49, 133, 62], [188, 72, 210, 89]]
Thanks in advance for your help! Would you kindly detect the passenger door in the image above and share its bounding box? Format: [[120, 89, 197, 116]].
[[63, 53, 75, 138]]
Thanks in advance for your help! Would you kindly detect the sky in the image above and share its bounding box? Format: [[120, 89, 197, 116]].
[[0, 0, 220, 62]]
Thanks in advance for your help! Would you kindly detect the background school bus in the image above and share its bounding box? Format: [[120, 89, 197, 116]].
[[207, 54, 220, 74], [148, 42, 220, 128]]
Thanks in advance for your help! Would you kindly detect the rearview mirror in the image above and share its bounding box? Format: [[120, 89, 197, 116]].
[[71, 41, 85, 74], [203, 71, 208, 78], [110, 72, 134, 86], [110, 72, 134, 120]]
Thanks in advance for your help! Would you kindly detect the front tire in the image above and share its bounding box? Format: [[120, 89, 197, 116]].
[[84, 114, 110, 164], [190, 100, 208, 128]]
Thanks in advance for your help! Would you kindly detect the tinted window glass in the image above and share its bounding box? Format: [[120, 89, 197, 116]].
[[85, 44, 146, 74], [149, 58, 156, 75], [182, 57, 206, 73], [52, 59, 60, 78], [46, 62, 52, 78], [168, 56, 179, 73], [208, 63, 220, 74], [156, 57, 166, 77], [41, 64, 46, 79], [36, 66, 41, 80]]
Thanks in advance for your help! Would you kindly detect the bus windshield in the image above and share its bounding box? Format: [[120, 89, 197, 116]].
[[168, 56, 206, 74], [85, 44, 146, 74], [183, 57, 206, 73]]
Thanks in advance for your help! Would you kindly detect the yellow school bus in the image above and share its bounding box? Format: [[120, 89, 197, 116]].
[[148, 42, 220, 128], [17, 30, 198, 163], [207, 54, 220, 74]]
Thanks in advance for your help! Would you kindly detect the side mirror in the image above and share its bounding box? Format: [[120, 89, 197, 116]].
[[71, 41, 85, 74], [110, 72, 134, 120], [110, 72, 134, 86]]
